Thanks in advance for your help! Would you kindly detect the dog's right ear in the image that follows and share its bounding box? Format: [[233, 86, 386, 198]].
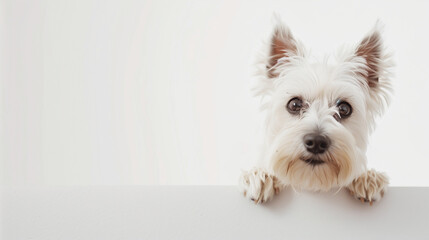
[[266, 21, 300, 78]]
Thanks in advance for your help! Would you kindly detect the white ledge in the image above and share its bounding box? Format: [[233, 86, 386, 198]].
[[1, 186, 428, 239]]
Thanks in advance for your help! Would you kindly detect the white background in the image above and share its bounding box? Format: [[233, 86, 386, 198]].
[[3, 186, 428, 239], [1, 0, 428, 186]]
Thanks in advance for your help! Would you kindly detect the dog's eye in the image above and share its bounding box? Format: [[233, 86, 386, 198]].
[[336, 100, 352, 118], [286, 97, 303, 114]]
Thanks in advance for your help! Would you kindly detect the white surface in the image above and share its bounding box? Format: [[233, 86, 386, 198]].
[[1, 0, 429, 186], [1, 186, 429, 240]]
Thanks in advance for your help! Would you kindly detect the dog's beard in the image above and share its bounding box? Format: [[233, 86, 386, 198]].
[[266, 127, 361, 191], [275, 150, 352, 191]]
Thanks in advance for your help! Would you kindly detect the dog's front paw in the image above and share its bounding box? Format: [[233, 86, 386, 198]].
[[239, 168, 282, 204], [347, 169, 389, 205]]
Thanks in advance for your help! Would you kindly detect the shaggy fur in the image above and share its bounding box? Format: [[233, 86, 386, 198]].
[[239, 18, 393, 205]]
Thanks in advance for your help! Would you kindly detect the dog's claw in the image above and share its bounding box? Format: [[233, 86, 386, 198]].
[[357, 197, 375, 205], [250, 197, 261, 204]]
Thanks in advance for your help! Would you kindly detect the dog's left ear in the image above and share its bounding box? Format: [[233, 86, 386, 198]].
[[354, 25, 384, 88], [351, 23, 393, 117]]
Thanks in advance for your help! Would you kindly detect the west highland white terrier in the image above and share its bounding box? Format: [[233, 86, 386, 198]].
[[239, 18, 393, 205]]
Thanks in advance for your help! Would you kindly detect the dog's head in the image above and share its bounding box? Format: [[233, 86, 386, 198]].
[[255, 19, 393, 191]]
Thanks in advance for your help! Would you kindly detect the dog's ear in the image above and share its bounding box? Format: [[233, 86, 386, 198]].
[[266, 21, 300, 78], [350, 23, 393, 119], [354, 24, 383, 88]]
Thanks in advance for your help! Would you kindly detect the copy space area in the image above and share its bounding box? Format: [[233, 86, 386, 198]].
[[2, 186, 428, 239]]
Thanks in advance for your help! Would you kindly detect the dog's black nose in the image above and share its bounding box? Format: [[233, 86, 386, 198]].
[[303, 134, 330, 154]]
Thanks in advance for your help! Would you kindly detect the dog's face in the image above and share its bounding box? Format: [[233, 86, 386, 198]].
[[255, 20, 393, 191]]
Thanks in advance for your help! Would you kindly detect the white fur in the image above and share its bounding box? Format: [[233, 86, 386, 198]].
[[240, 18, 393, 204]]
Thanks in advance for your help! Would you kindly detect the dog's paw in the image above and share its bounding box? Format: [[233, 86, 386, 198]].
[[239, 168, 282, 204], [347, 169, 389, 205]]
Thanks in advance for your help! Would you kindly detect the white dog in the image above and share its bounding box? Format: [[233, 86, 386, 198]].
[[239, 18, 393, 205]]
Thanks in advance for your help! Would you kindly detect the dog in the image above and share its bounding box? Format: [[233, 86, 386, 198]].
[[239, 18, 393, 205]]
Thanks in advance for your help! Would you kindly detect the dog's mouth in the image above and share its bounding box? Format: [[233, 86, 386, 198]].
[[302, 158, 325, 166]]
